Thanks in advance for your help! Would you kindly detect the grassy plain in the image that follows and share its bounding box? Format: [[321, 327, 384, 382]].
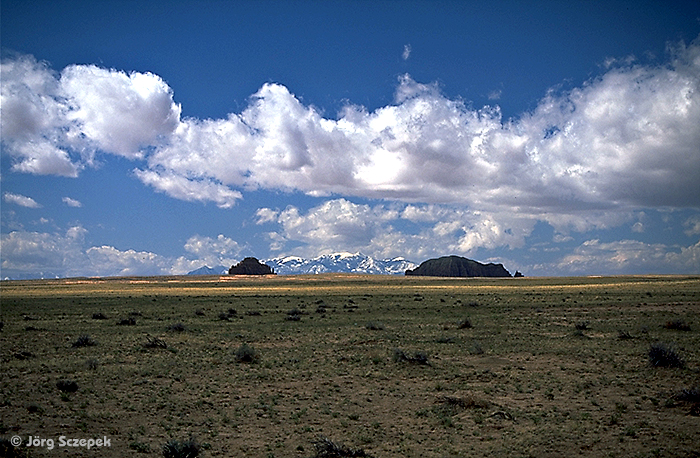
[[1, 274, 699, 457]]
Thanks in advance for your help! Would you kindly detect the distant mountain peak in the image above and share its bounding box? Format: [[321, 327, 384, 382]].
[[187, 265, 227, 276]]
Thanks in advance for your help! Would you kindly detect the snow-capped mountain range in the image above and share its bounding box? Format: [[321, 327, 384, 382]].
[[187, 253, 418, 276], [266, 252, 418, 275]]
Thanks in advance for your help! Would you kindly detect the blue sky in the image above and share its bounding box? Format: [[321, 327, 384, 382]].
[[2, 0, 700, 278]]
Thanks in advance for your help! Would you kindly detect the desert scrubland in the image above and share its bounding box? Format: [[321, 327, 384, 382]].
[[1, 274, 699, 457]]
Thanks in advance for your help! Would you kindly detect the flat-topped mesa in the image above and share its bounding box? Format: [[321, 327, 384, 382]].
[[405, 255, 511, 277], [228, 257, 275, 275]]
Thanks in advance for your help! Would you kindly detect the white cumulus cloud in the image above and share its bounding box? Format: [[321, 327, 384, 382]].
[[3, 192, 41, 208], [62, 196, 82, 207], [548, 239, 700, 275], [2, 37, 700, 263], [84, 245, 172, 277], [4, 39, 699, 218], [0, 226, 85, 276], [403, 44, 412, 60], [1, 54, 181, 175], [181, 234, 243, 269], [134, 37, 699, 223], [0, 227, 245, 278], [133, 168, 242, 208], [256, 198, 537, 259]]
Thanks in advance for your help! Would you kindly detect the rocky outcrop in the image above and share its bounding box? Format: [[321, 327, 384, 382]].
[[228, 257, 275, 275], [405, 255, 511, 277]]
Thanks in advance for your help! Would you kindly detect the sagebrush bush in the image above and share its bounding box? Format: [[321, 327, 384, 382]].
[[457, 317, 472, 329], [144, 335, 168, 349], [365, 321, 384, 330], [27, 403, 43, 414], [674, 386, 700, 416], [663, 320, 691, 331], [393, 348, 429, 365], [56, 379, 79, 393], [219, 308, 240, 320], [617, 330, 634, 340], [167, 323, 187, 332], [575, 322, 589, 330], [435, 336, 456, 344], [117, 317, 136, 326], [129, 441, 151, 453], [13, 350, 34, 360], [0, 437, 30, 458], [235, 343, 258, 363], [470, 341, 484, 355], [433, 395, 490, 418], [92, 312, 108, 320], [286, 308, 304, 321], [313, 436, 372, 458], [162, 437, 200, 458], [675, 386, 700, 403], [72, 334, 97, 347], [648, 342, 685, 368]]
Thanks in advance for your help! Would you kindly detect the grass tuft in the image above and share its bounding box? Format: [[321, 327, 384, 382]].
[[162, 436, 200, 458], [72, 334, 97, 347], [393, 348, 430, 365], [437, 395, 489, 410], [648, 342, 685, 368], [144, 335, 168, 349], [312, 436, 373, 457]]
